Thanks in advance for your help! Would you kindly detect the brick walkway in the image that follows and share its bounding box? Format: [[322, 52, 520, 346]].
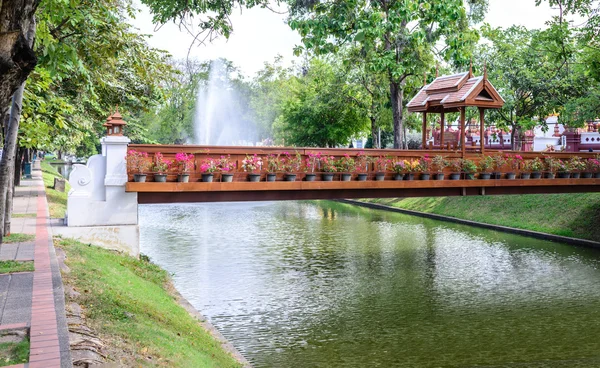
[[0, 161, 71, 368]]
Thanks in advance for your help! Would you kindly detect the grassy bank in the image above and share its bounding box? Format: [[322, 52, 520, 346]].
[[40, 160, 71, 218], [57, 238, 242, 367], [364, 193, 600, 242]]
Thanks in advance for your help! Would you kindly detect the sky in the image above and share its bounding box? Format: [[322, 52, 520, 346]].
[[130, 0, 572, 78]]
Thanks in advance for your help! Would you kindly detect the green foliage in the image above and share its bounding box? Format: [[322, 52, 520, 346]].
[[274, 59, 368, 147], [20, 0, 175, 154]]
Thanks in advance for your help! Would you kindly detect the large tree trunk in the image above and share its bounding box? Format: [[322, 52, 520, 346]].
[[390, 80, 405, 149], [370, 116, 379, 149], [0, 18, 35, 242]]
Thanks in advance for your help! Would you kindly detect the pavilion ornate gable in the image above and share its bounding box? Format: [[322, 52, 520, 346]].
[[407, 67, 504, 155]]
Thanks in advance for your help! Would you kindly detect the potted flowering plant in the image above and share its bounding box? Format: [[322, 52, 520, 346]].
[[568, 156, 585, 178], [355, 152, 369, 181], [304, 152, 320, 182], [217, 155, 236, 182], [336, 154, 355, 181], [448, 159, 462, 180], [174, 152, 194, 182], [199, 157, 219, 182], [242, 154, 263, 182], [403, 159, 420, 180], [544, 156, 558, 179], [478, 155, 494, 179], [418, 155, 432, 180], [281, 151, 302, 181], [152, 152, 172, 182], [319, 155, 337, 181], [372, 156, 391, 181], [504, 154, 522, 180], [125, 149, 150, 182], [587, 156, 600, 178], [391, 161, 405, 181], [460, 158, 477, 180], [491, 154, 506, 179], [432, 155, 449, 180], [528, 157, 544, 179], [265, 154, 281, 182], [555, 159, 571, 179]]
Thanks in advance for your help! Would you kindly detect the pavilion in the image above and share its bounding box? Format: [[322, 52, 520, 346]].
[[407, 66, 504, 155]]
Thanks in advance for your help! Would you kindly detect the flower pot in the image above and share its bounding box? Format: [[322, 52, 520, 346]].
[[420, 173, 430, 180], [134, 174, 147, 183], [449, 173, 461, 180], [375, 172, 386, 181], [581, 172, 593, 178], [201, 173, 214, 182], [322, 173, 334, 181], [571, 172, 581, 179], [357, 173, 368, 181], [557, 172, 570, 179], [521, 173, 531, 179], [178, 174, 190, 183], [435, 173, 445, 180], [222, 173, 234, 182], [266, 173, 277, 182], [594, 172, 600, 179], [248, 173, 261, 182], [405, 173, 414, 181], [154, 174, 167, 182], [531, 172, 542, 179], [341, 173, 352, 181], [285, 173, 297, 182], [506, 172, 516, 180], [464, 173, 475, 180], [479, 173, 491, 180], [393, 173, 404, 181], [545, 172, 556, 179], [492, 172, 502, 179], [304, 173, 316, 182]]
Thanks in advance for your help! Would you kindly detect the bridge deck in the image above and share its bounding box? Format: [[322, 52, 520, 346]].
[[127, 178, 600, 203]]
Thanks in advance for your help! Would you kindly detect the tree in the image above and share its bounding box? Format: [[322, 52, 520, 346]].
[[274, 59, 368, 147], [288, 0, 485, 148]]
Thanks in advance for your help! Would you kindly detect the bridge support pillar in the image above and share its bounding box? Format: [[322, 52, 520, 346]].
[[60, 115, 139, 256]]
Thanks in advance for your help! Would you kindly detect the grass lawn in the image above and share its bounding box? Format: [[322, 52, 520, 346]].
[[365, 193, 600, 242], [11, 213, 36, 218], [57, 238, 242, 367], [40, 161, 71, 218], [2, 233, 35, 243], [0, 339, 29, 367], [0, 261, 34, 274]]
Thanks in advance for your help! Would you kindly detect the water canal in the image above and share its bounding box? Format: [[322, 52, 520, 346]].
[[139, 201, 600, 367]]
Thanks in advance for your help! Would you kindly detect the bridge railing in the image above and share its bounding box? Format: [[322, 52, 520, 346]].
[[127, 144, 599, 182]]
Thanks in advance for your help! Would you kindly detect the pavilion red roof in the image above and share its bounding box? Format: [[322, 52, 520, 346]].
[[407, 70, 504, 113]]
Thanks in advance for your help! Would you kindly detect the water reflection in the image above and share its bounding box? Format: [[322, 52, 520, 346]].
[[140, 201, 600, 367]]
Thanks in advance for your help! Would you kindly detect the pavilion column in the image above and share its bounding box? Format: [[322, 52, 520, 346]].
[[421, 112, 427, 149], [460, 107, 466, 156], [479, 107, 485, 155], [440, 111, 445, 150]]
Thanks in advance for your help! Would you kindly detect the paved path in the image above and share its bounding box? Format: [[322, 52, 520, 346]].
[[0, 161, 71, 368]]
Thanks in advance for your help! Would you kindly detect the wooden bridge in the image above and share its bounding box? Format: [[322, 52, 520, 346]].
[[125, 145, 600, 204]]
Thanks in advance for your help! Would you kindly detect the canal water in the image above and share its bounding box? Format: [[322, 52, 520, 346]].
[[139, 201, 600, 367]]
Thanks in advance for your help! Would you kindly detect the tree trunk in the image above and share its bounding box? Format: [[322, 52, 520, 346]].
[[0, 0, 39, 115], [4, 146, 22, 236], [0, 18, 35, 242], [390, 80, 405, 149], [370, 116, 379, 149]]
